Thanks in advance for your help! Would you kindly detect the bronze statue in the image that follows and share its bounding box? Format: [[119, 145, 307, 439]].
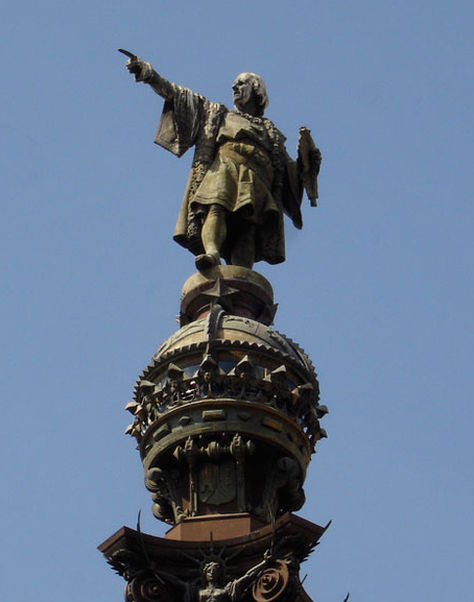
[[149, 553, 274, 601], [120, 50, 321, 271]]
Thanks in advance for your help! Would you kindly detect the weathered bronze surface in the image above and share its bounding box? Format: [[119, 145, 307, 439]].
[[180, 266, 276, 326], [100, 54, 330, 602], [120, 50, 322, 271], [124, 279, 327, 525], [101, 266, 329, 601]]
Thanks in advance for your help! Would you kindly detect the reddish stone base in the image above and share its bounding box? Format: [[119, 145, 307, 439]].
[[165, 512, 267, 541], [99, 513, 329, 601]]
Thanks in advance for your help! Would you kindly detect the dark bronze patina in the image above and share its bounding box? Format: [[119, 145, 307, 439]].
[[98, 53, 331, 602], [119, 49, 321, 272]]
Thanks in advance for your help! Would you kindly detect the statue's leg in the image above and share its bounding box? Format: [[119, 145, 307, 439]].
[[196, 204, 226, 270], [230, 223, 256, 269]]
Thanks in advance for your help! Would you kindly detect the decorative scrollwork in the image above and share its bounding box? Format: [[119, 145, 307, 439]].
[[126, 573, 171, 602], [127, 356, 326, 446], [252, 560, 289, 602]]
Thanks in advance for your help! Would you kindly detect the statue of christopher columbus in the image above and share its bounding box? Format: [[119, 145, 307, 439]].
[[120, 50, 321, 271]]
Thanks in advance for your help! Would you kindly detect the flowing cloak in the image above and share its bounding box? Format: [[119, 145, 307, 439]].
[[154, 84, 304, 264]]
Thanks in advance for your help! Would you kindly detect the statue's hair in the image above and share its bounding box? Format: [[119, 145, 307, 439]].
[[235, 72, 269, 114], [204, 561, 222, 571], [203, 561, 224, 583]]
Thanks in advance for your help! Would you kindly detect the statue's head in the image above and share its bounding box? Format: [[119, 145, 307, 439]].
[[232, 73, 269, 116], [203, 561, 224, 585]]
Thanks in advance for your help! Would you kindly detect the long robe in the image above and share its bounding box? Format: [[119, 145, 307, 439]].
[[154, 84, 304, 265]]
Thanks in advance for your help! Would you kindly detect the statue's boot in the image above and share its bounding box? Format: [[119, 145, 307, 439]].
[[195, 252, 221, 271]]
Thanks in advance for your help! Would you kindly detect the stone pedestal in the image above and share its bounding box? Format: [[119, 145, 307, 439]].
[[99, 513, 329, 602], [100, 269, 329, 601], [180, 266, 276, 326], [165, 513, 266, 541]]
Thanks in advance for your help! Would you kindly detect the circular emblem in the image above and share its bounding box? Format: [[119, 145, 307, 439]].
[[252, 560, 289, 602], [127, 574, 169, 602]]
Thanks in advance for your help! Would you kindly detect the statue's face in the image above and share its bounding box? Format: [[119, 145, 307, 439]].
[[204, 562, 222, 583], [232, 75, 253, 110]]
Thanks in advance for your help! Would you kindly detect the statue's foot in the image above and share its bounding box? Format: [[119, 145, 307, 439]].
[[195, 253, 221, 271]]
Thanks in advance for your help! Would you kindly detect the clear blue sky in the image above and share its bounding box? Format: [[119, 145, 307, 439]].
[[1, 1, 473, 600]]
